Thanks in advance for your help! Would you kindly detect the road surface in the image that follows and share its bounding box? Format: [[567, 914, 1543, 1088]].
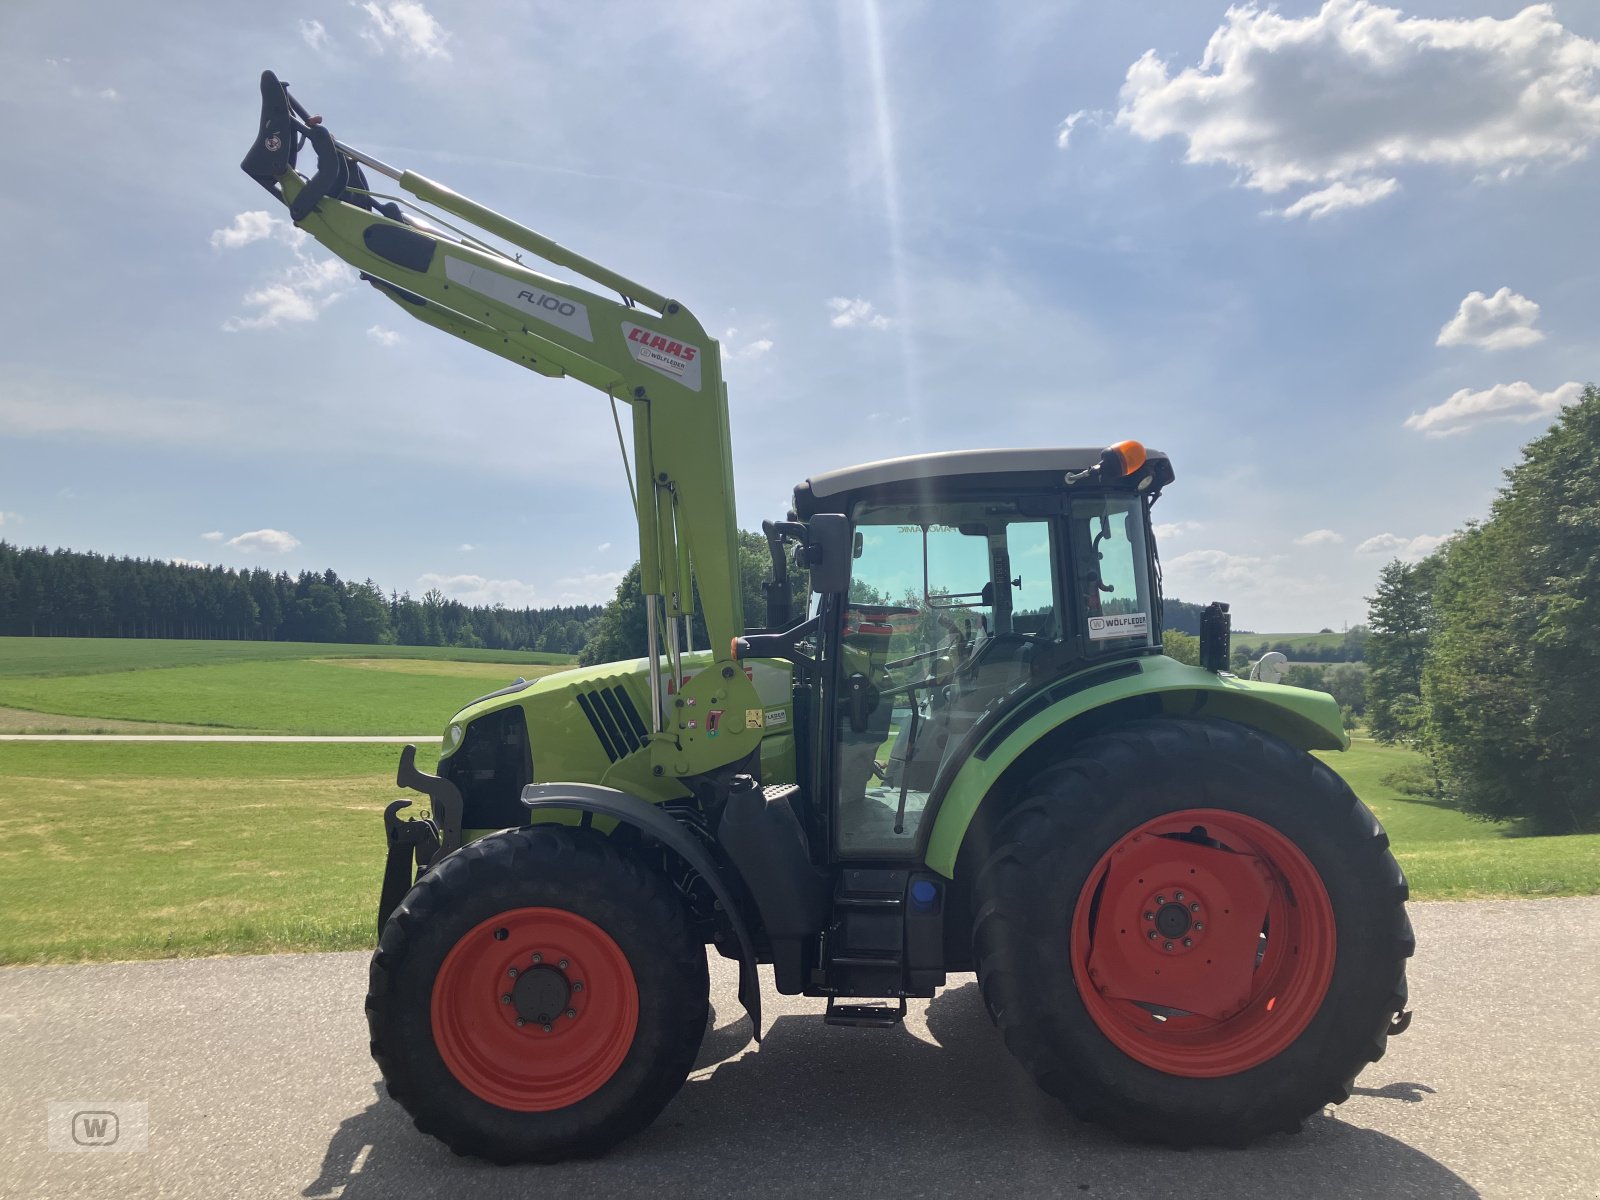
[[3, 897, 1596, 1199]]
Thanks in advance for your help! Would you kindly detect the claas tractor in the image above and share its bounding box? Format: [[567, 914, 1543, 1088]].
[[241, 72, 1412, 1163]]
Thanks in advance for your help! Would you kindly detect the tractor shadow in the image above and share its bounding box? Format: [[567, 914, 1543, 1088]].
[[306, 979, 1476, 1199]]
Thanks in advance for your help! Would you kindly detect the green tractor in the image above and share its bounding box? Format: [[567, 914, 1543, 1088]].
[[243, 73, 1412, 1162]]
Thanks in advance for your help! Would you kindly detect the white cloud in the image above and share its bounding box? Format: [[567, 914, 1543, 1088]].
[[300, 19, 329, 51], [222, 256, 355, 332], [1056, 109, 1090, 150], [827, 297, 892, 331], [557, 570, 628, 600], [418, 571, 620, 608], [1404, 380, 1582, 437], [1294, 529, 1345, 547], [0, 510, 20, 526], [367, 325, 402, 347], [1355, 532, 1448, 560], [1167, 548, 1267, 589], [1153, 521, 1201, 539], [228, 528, 301, 554], [422, 576, 540, 611], [210, 211, 305, 250], [1275, 177, 1399, 220], [1164, 546, 1331, 609], [200, 530, 224, 542], [458, 543, 475, 552], [722, 327, 775, 363], [597, 542, 612, 553], [1436, 287, 1544, 350], [1116, 1, 1600, 219], [359, 1, 452, 60], [169, 557, 207, 568]]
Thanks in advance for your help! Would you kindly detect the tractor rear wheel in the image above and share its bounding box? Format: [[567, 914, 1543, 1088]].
[[367, 825, 709, 1162], [972, 717, 1412, 1146]]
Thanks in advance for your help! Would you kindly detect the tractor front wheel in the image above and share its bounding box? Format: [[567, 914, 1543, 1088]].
[[367, 825, 709, 1162], [972, 717, 1412, 1146]]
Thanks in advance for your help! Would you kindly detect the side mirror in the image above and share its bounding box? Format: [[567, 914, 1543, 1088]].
[[799, 514, 851, 594]]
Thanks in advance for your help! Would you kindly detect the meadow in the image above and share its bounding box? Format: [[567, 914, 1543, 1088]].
[[0, 637, 1595, 964], [0, 636, 574, 734], [1231, 631, 1357, 656]]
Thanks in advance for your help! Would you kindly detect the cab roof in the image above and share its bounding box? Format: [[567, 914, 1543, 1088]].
[[792, 447, 1174, 518]]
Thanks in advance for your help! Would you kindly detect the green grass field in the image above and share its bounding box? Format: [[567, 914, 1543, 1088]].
[[1232, 631, 1354, 655], [0, 743, 402, 963], [0, 637, 1594, 964], [0, 636, 575, 734]]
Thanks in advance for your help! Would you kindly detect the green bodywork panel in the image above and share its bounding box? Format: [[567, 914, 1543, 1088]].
[[920, 654, 1348, 878], [441, 652, 796, 839]]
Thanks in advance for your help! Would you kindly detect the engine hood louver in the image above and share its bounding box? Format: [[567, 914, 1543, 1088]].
[[576, 684, 649, 762]]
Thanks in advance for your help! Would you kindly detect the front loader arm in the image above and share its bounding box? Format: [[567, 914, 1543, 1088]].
[[241, 72, 757, 775]]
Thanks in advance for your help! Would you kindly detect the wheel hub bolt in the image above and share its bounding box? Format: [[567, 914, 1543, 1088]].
[[506, 966, 518, 979], [1163, 941, 1174, 951], [565, 1008, 577, 1019], [1174, 892, 1184, 902], [542, 1023, 553, 1033], [1190, 902, 1201, 912], [1183, 937, 1193, 947], [1155, 895, 1165, 905], [1143, 911, 1155, 921], [531, 953, 543, 964], [500, 994, 512, 1004], [1194, 922, 1204, 931], [1147, 930, 1159, 941], [515, 1018, 526, 1027], [557, 959, 569, 970], [572, 981, 584, 992]]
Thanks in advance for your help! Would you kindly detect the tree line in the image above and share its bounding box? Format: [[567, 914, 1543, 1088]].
[[1364, 383, 1600, 833], [0, 542, 600, 655]]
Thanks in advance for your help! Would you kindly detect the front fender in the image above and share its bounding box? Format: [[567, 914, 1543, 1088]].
[[522, 782, 763, 1040], [921, 655, 1348, 878]]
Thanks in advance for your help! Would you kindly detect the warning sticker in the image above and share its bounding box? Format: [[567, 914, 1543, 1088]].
[[1087, 612, 1149, 641], [745, 708, 764, 730], [622, 321, 703, 392]]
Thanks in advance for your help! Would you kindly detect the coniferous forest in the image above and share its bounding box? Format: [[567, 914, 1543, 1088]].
[[0, 542, 599, 655]]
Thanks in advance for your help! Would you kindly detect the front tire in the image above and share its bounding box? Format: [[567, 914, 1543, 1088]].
[[972, 717, 1412, 1146], [367, 826, 709, 1163]]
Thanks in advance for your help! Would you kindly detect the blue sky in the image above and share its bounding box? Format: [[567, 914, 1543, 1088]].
[[1, 0, 1595, 630]]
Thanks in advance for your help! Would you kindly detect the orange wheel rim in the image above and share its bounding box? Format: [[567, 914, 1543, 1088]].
[[1070, 809, 1336, 1077], [431, 907, 639, 1111]]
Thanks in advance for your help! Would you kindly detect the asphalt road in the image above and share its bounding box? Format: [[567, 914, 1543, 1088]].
[[3, 897, 1597, 1199]]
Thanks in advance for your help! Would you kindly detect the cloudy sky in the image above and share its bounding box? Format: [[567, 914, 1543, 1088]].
[[1, 0, 1595, 630]]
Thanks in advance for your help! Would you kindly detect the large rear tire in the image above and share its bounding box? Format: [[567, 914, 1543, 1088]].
[[367, 825, 709, 1163], [972, 717, 1412, 1146]]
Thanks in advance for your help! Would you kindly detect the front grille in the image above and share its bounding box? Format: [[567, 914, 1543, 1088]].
[[576, 684, 649, 762]]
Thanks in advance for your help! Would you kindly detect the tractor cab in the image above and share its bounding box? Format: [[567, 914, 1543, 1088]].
[[788, 445, 1175, 862]]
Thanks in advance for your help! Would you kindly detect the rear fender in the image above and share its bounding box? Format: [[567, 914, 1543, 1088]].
[[522, 782, 763, 1040], [922, 655, 1348, 878]]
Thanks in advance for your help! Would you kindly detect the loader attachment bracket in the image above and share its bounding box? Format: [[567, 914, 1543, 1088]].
[[241, 69, 396, 223]]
